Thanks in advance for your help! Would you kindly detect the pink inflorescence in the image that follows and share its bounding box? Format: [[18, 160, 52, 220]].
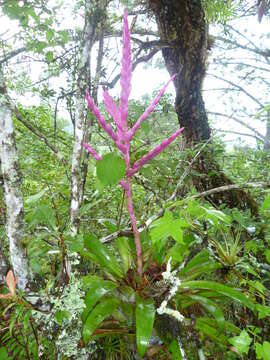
[[84, 8, 184, 278]]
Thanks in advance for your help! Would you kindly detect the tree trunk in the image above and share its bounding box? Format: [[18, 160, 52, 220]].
[[70, 9, 95, 232], [0, 66, 31, 290], [149, 0, 210, 144], [264, 110, 270, 150], [0, 158, 9, 284], [148, 0, 258, 213], [70, 1, 108, 232]]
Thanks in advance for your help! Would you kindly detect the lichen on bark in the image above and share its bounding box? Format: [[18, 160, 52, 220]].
[[0, 66, 31, 290]]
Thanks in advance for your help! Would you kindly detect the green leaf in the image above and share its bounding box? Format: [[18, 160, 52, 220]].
[[66, 234, 84, 253], [255, 304, 270, 320], [189, 295, 225, 330], [84, 233, 123, 278], [35, 41, 47, 54], [96, 153, 125, 186], [245, 240, 258, 255], [256, 341, 270, 360], [83, 298, 120, 343], [98, 218, 117, 232], [201, 206, 231, 226], [46, 30, 54, 42], [180, 250, 211, 274], [2, 3, 19, 19], [116, 237, 132, 273], [45, 51, 54, 63], [237, 262, 259, 277], [34, 204, 56, 229], [166, 243, 184, 264], [168, 339, 183, 359], [150, 211, 184, 251], [25, 189, 47, 205], [229, 330, 252, 355], [195, 317, 228, 344], [136, 296, 155, 359], [80, 199, 103, 215], [82, 275, 103, 290], [179, 281, 254, 310], [58, 30, 70, 45], [261, 194, 270, 212], [55, 310, 70, 325], [141, 120, 150, 134], [82, 278, 117, 322], [23, 310, 32, 330], [0, 347, 10, 360], [265, 249, 270, 264]]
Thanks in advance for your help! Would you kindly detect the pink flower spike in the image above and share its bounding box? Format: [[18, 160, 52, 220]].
[[120, 179, 128, 190], [128, 74, 176, 140], [128, 127, 184, 177], [86, 90, 118, 143], [103, 90, 122, 131], [83, 143, 102, 161], [119, 8, 132, 128], [116, 141, 127, 154]]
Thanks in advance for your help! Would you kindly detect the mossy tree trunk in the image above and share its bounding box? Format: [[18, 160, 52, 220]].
[[149, 0, 210, 144], [148, 0, 258, 213]]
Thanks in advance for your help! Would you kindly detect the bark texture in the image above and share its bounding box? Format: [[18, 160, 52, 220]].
[[148, 0, 258, 213], [264, 111, 270, 150], [149, 0, 210, 144], [0, 66, 31, 290], [0, 158, 9, 284]]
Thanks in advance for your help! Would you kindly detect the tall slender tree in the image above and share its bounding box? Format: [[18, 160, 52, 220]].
[[0, 66, 31, 290], [70, 0, 109, 232]]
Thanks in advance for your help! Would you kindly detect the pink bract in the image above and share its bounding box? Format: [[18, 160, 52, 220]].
[[84, 8, 184, 278]]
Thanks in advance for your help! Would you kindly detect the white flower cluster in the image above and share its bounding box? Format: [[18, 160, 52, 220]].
[[157, 258, 185, 322], [33, 273, 95, 359]]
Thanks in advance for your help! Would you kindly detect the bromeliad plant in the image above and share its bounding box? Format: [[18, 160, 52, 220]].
[[80, 9, 269, 360], [83, 8, 183, 278]]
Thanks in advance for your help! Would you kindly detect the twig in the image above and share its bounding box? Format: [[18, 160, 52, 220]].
[[102, 48, 159, 89], [188, 181, 270, 201], [208, 111, 265, 141], [214, 129, 264, 142], [8, 99, 67, 165], [168, 140, 211, 202], [208, 73, 264, 108], [0, 46, 26, 65], [177, 335, 187, 360], [215, 35, 270, 60]]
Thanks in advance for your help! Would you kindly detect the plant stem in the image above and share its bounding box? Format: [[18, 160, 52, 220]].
[[124, 177, 143, 278]]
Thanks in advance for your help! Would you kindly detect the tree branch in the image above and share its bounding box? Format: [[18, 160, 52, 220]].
[[208, 111, 265, 141], [0, 47, 26, 65], [215, 35, 270, 60], [8, 100, 67, 165], [103, 48, 159, 89], [208, 73, 264, 108], [214, 129, 264, 142]]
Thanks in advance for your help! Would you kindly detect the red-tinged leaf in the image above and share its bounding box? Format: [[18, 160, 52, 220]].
[[6, 271, 16, 296], [0, 294, 12, 300]]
